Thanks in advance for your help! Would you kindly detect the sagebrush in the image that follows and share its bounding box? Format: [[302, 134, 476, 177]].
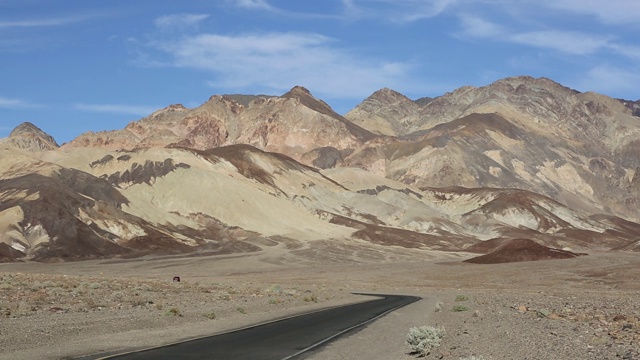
[[406, 325, 445, 356]]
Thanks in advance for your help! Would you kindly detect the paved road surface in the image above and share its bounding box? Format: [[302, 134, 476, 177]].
[[90, 293, 420, 360]]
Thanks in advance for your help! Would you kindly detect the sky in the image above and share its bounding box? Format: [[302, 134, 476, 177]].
[[1, 0, 639, 144]]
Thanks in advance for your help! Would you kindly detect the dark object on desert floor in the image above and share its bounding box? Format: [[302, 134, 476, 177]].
[[173, 276, 180, 282]]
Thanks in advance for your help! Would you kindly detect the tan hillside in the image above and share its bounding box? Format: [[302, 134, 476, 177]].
[[1, 75, 639, 262]]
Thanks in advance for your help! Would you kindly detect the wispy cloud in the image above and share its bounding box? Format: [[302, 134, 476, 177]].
[[233, 0, 275, 11], [0, 96, 39, 108], [539, 0, 640, 24], [458, 15, 503, 38], [608, 44, 640, 60], [577, 65, 640, 95], [74, 103, 158, 116], [228, 0, 338, 19], [144, 31, 419, 99], [0, 14, 96, 28], [154, 14, 209, 30], [459, 15, 620, 56], [229, 0, 458, 22], [333, 0, 461, 22], [509, 31, 612, 56]]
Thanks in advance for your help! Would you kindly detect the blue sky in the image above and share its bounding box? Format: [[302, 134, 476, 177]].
[[1, 0, 639, 144]]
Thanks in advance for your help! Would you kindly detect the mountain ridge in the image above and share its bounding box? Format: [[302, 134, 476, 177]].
[[1, 75, 639, 261]]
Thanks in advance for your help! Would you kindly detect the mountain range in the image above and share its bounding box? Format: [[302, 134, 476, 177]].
[[1, 76, 639, 262]]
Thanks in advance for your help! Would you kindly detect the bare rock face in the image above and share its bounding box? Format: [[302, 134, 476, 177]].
[[344, 76, 640, 222], [1, 122, 59, 151], [235, 88, 373, 164], [345, 88, 423, 136], [618, 98, 640, 117], [63, 87, 375, 167]]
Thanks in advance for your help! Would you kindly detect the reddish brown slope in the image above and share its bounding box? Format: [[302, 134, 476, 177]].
[[464, 239, 583, 264]]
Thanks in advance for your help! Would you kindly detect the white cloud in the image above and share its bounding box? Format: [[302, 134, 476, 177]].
[[146, 31, 418, 99], [0, 14, 97, 28], [459, 15, 616, 56], [540, 0, 640, 24], [608, 44, 640, 60], [74, 103, 158, 116], [154, 14, 209, 30], [509, 30, 612, 55], [458, 14, 504, 38], [577, 65, 640, 95], [341, 0, 460, 22], [234, 0, 275, 11], [0, 96, 38, 108]]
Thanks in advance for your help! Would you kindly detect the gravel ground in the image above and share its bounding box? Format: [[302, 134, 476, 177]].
[[306, 288, 640, 360], [0, 272, 362, 360], [0, 246, 639, 360]]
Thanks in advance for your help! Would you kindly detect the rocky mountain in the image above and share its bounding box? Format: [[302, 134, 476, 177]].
[[344, 77, 640, 223], [65, 86, 374, 168], [344, 88, 424, 136], [1, 76, 639, 262], [618, 98, 640, 117], [0, 122, 59, 151]]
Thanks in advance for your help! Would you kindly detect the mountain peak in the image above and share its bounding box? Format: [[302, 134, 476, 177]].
[[344, 88, 422, 136], [292, 85, 311, 94], [2, 122, 59, 151], [9, 122, 45, 137], [492, 76, 580, 95], [281, 86, 336, 117], [367, 87, 409, 102]]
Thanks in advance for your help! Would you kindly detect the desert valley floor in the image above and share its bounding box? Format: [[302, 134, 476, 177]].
[[1, 240, 639, 360]]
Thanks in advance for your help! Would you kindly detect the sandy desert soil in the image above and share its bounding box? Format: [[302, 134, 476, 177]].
[[1, 239, 639, 360]]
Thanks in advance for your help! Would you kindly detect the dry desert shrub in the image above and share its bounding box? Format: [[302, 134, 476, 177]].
[[203, 311, 217, 319], [452, 304, 470, 312], [406, 325, 445, 356], [165, 307, 181, 317], [303, 294, 318, 303]]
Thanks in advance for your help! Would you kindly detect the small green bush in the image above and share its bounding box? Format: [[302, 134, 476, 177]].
[[166, 307, 181, 316], [452, 304, 470, 312], [236, 307, 246, 314], [0, 283, 13, 290], [203, 312, 217, 320], [435, 301, 444, 312], [217, 291, 231, 301], [406, 325, 445, 356], [303, 295, 318, 303], [88, 282, 102, 290], [455, 295, 469, 302]]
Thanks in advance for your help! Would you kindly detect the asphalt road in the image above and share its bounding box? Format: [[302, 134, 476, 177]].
[[92, 293, 420, 360]]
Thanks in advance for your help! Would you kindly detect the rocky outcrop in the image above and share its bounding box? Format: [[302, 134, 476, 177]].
[[0, 122, 59, 151], [343, 76, 640, 222], [63, 87, 375, 167], [618, 98, 640, 117], [344, 88, 424, 136]]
